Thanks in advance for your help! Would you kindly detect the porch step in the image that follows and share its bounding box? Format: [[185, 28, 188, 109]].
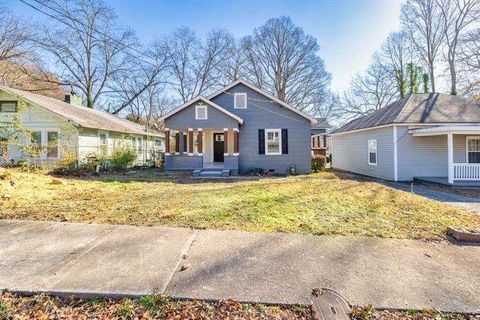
[[193, 169, 230, 177]]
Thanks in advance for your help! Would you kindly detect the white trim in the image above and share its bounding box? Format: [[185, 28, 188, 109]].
[[332, 123, 480, 136], [188, 128, 193, 131], [198, 153, 203, 156], [223, 153, 228, 156], [197, 128, 203, 131], [265, 129, 282, 155], [207, 79, 317, 124], [195, 104, 208, 120], [368, 139, 377, 166], [159, 96, 244, 124], [466, 136, 480, 164], [234, 92, 247, 109], [188, 153, 193, 156], [393, 126, 398, 181], [223, 128, 229, 131], [233, 153, 239, 156], [448, 133, 454, 183], [410, 125, 480, 136], [174, 152, 179, 155], [233, 128, 239, 132], [164, 128, 170, 131]]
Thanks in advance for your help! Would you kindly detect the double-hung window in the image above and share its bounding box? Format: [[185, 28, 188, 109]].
[[99, 132, 108, 155], [265, 129, 281, 155], [368, 139, 377, 165], [467, 137, 480, 163], [195, 104, 208, 120], [234, 93, 247, 109], [46, 131, 59, 158]]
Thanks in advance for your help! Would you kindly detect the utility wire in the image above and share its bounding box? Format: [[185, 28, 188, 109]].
[[19, 0, 159, 68]]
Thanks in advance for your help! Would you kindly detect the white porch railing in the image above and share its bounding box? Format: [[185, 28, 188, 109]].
[[453, 163, 480, 180]]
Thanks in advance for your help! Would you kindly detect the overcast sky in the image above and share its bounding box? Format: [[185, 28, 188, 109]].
[[9, 0, 403, 93]]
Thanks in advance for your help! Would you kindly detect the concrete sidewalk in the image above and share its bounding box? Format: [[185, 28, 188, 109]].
[[0, 220, 479, 313]]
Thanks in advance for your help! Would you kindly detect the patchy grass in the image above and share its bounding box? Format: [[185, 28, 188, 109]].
[[0, 292, 311, 319], [1, 168, 478, 240], [350, 305, 478, 320]]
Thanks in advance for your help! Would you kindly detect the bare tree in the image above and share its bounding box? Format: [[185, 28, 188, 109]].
[[164, 26, 234, 102], [37, 0, 138, 108], [378, 31, 417, 97], [401, 0, 445, 92], [0, 5, 35, 62], [336, 59, 398, 120], [217, 39, 246, 85], [241, 16, 331, 115], [458, 28, 480, 95], [436, 0, 480, 95]]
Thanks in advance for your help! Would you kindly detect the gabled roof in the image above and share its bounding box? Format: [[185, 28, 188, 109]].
[[0, 85, 163, 137], [312, 118, 331, 129], [208, 79, 318, 124], [159, 96, 244, 124], [331, 93, 480, 134]]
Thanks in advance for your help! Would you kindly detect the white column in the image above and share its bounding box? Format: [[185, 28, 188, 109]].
[[448, 133, 454, 184]]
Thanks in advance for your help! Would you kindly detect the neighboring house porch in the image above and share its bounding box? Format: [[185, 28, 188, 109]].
[[410, 126, 480, 186]]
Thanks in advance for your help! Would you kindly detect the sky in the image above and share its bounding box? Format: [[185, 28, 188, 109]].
[[8, 0, 403, 93]]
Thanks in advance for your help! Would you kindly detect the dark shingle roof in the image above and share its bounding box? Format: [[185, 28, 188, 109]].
[[332, 93, 480, 134], [311, 118, 331, 128], [1, 85, 163, 137]]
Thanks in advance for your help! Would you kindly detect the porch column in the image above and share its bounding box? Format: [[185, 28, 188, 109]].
[[448, 133, 454, 184], [188, 128, 194, 156], [233, 128, 239, 156], [224, 128, 229, 156], [164, 128, 170, 155], [175, 131, 180, 155], [197, 128, 203, 155]]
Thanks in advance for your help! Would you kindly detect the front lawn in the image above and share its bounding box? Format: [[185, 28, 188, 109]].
[[0, 168, 478, 240]]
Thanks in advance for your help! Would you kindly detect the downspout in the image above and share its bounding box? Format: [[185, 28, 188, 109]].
[[393, 125, 398, 182]]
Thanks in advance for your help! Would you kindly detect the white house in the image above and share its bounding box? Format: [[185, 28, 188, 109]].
[[0, 85, 164, 166], [331, 93, 480, 186]]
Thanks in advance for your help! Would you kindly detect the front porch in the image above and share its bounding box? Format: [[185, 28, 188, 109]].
[[410, 126, 480, 185], [163, 127, 240, 175]]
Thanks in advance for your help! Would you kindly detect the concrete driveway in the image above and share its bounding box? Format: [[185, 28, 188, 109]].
[[0, 220, 479, 313]]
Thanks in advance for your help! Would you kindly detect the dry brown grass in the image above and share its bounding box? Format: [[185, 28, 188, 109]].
[[1, 168, 478, 240]]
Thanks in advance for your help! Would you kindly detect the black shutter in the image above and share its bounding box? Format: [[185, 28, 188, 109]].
[[258, 129, 265, 154], [282, 129, 288, 154]]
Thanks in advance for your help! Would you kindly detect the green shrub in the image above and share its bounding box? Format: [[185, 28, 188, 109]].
[[311, 156, 326, 172], [244, 167, 264, 176], [109, 147, 137, 171]]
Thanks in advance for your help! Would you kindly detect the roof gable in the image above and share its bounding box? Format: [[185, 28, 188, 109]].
[[208, 79, 317, 124], [159, 96, 244, 124], [332, 93, 480, 134]]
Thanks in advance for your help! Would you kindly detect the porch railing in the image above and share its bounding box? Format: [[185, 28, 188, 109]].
[[453, 163, 480, 180]]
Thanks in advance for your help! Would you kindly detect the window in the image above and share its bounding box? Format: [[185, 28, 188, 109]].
[[155, 138, 163, 148], [0, 101, 17, 113], [195, 104, 207, 120], [136, 137, 142, 153], [30, 131, 42, 145], [265, 129, 281, 155], [368, 139, 377, 165], [467, 137, 480, 163], [99, 132, 108, 155], [46, 131, 59, 158], [234, 93, 247, 109]]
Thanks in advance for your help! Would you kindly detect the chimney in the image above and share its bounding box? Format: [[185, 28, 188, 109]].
[[64, 92, 83, 107]]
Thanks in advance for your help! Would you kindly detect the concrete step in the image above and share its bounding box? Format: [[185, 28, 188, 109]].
[[193, 169, 230, 177]]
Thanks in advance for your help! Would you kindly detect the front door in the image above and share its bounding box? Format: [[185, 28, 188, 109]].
[[213, 133, 224, 162]]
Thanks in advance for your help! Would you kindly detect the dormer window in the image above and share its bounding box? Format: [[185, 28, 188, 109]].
[[0, 101, 17, 113], [234, 93, 247, 109], [195, 104, 208, 120]]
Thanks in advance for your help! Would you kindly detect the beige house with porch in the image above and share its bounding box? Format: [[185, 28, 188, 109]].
[[0, 85, 164, 166]]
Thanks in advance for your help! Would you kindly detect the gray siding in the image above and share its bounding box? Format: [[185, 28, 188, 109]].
[[331, 126, 394, 180], [397, 128, 477, 181], [164, 101, 239, 129], [211, 84, 311, 174]]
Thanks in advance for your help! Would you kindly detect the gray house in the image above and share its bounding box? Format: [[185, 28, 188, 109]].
[[159, 79, 317, 175], [331, 93, 480, 185]]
